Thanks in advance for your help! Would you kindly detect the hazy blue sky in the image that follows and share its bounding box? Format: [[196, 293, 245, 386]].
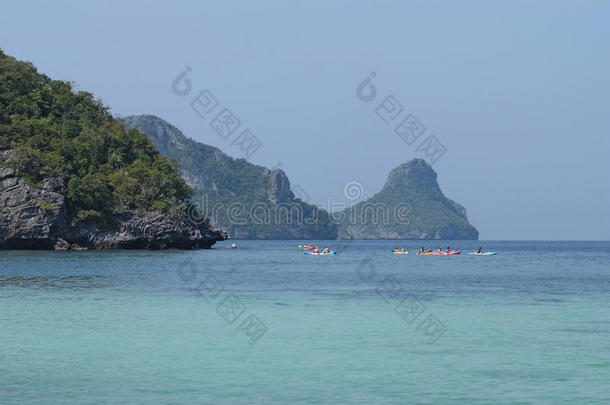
[[2, 0, 609, 239]]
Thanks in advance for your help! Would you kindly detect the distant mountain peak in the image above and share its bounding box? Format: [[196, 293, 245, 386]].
[[386, 158, 438, 190], [337, 159, 478, 240], [391, 158, 435, 177]]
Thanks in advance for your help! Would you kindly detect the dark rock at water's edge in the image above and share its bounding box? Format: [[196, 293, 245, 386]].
[[0, 150, 226, 250], [64, 211, 227, 250], [337, 159, 479, 240], [122, 115, 337, 240], [0, 150, 68, 249]]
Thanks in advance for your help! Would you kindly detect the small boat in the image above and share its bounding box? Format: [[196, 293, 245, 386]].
[[468, 252, 497, 256], [226, 243, 237, 249], [393, 251, 409, 255], [304, 251, 336, 255]]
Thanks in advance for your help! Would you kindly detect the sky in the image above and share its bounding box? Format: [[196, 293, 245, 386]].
[[2, 0, 609, 240]]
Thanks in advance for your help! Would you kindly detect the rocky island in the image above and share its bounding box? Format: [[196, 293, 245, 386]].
[[0, 50, 226, 249], [337, 159, 479, 240]]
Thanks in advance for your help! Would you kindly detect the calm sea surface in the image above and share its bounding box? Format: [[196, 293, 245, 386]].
[[1, 240, 609, 404]]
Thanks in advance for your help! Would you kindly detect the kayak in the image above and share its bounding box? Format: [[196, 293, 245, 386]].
[[468, 252, 497, 256], [393, 251, 409, 255], [439, 251, 461, 255], [304, 251, 336, 255]]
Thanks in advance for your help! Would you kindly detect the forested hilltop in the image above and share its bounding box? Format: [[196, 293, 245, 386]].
[[0, 50, 224, 249]]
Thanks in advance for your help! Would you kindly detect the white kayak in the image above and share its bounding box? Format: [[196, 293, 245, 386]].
[[468, 252, 497, 256]]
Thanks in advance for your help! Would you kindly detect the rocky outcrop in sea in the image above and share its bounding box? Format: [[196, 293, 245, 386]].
[[337, 159, 479, 240]]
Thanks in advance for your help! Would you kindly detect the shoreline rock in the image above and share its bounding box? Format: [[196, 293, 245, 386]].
[[64, 211, 227, 250]]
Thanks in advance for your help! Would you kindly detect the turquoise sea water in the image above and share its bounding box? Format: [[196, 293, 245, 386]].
[[1, 240, 609, 404]]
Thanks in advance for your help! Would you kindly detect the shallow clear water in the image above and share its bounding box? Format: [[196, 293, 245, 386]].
[[1, 241, 609, 404]]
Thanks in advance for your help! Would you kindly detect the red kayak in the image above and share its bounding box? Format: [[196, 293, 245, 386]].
[[438, 250, 461, 255]]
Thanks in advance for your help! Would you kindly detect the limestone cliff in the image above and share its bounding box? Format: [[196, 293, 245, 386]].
[[122, 115, 337, 239]]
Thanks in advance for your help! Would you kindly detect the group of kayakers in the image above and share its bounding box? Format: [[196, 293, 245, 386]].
[[230, 243, 490, 256], [299, 244, 491, 256], [417, 246, 458, 255]]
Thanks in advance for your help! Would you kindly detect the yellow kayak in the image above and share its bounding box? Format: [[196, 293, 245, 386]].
[[393, 251, 409, 255]]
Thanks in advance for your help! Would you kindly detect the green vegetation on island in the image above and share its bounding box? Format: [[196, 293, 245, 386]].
[[0, 50, 194, 224]]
